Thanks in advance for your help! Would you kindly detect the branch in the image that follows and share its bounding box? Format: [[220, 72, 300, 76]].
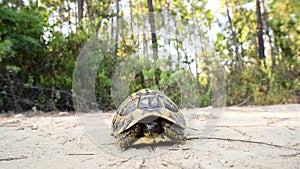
[[187, 136, 300, 151], [236, 96, 251, 106], [280, 152, 300, 158], [0, 156, 27, 161], [109, 157, 132, 166], [66, 153, 95, 156]]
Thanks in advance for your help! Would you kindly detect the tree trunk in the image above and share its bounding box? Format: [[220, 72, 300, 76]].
[[191, 1, 201, 90], [114, 0, 120, 58], [256, 0, 265, 61], [67, 0, 71, 31], [129, 0, 135, 51], [225, 0, 243, 71], [147, 0, 158, 60], [175, 26, 180, 70], [262, 0, 275, 68], [77, 0, 83, 23]]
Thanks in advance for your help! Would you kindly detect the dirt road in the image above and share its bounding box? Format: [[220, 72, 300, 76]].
[[0, 104, 299, 169]]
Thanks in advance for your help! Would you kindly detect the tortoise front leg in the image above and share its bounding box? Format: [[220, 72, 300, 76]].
[[162, 121, 186, 143], [118, 124, 141, 151]]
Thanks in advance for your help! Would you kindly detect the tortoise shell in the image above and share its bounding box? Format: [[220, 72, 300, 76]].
[[112, 88, 186, 136]]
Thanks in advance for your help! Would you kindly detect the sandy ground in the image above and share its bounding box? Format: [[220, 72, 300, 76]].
[[0, 104, 299, 169]]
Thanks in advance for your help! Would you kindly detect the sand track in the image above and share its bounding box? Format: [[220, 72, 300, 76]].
[[0, 104, 299, 169]]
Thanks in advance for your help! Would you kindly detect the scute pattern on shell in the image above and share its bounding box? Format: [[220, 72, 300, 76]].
[[112, 88, 186, 136]]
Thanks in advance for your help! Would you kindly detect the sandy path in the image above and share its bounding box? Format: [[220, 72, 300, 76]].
[[0, 104, 299, 169]]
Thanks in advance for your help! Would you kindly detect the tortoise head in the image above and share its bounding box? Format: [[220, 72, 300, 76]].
[[140, 116, 163, 138], [143, 121, 160, 138]]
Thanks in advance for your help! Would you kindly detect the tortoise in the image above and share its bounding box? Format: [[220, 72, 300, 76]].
[[112, 88, 186, 151]]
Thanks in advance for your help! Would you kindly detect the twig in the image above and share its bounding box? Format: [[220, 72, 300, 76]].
[[7, 73, 19, 111], [67, 153, 95, 155], [233, 128, 249, 137], [165, 160, 185, 169], [81, 157, 93, 162], [187, 136, 300, 151], [167, 147, 190, 151], [279, 152, 300, 157], [0, 156, 27, 161], [98, 142, 116, 145], [186, 127, 200, 131], [109, 157, 132, 166], [236, 96, 251, 106]]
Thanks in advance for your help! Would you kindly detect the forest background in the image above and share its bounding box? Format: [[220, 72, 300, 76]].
[[0, 0, 299, 113]]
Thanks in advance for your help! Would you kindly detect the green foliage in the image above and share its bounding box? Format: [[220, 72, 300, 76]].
[[226, 65, 299, 105], [215, 0, 300, 106], [0, 6, 48, 111]]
